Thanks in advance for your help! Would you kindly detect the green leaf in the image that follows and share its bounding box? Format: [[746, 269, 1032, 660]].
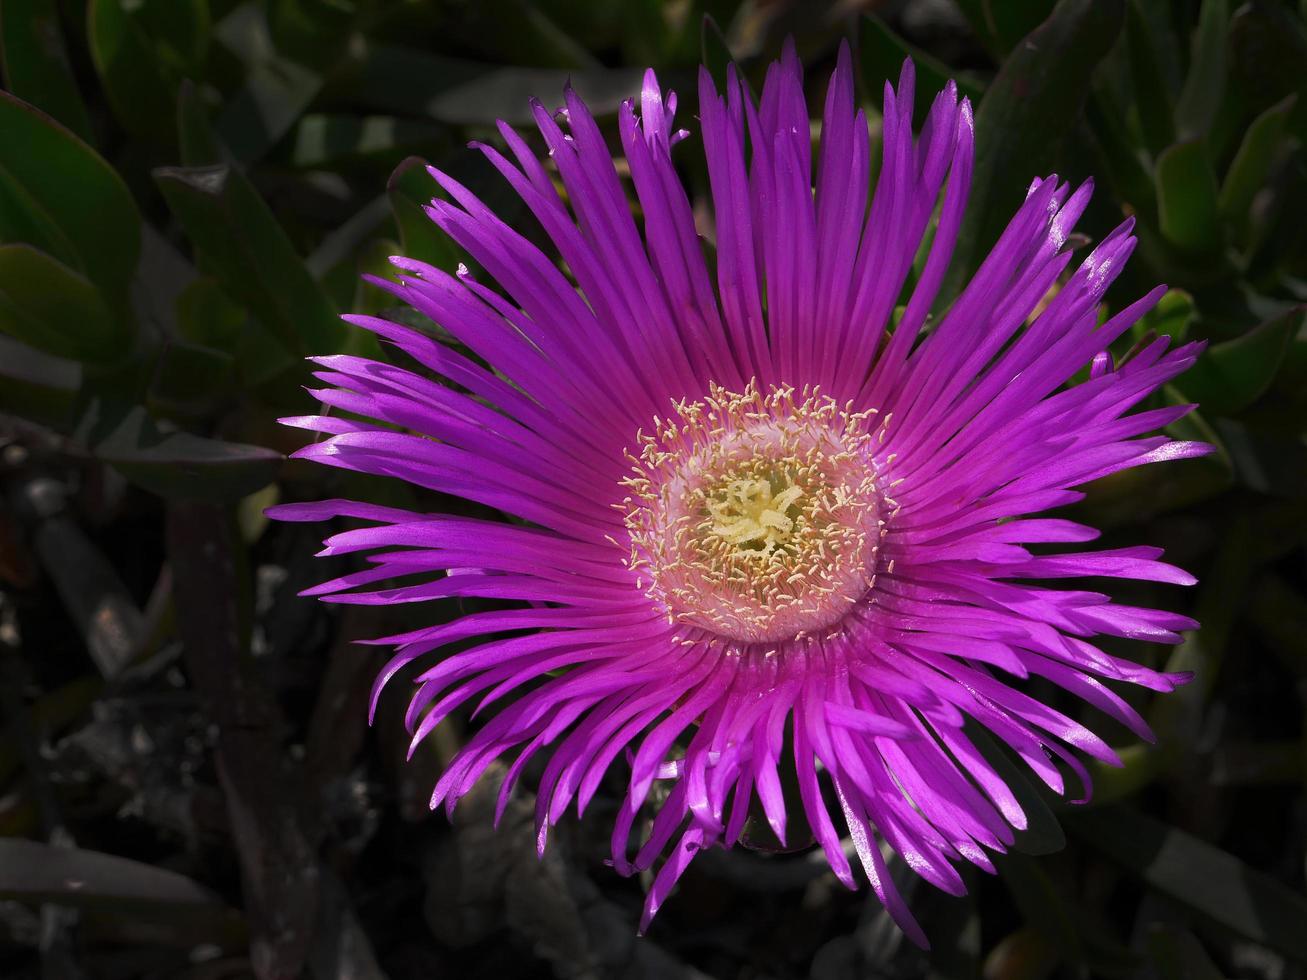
[[1070, 805, 1307, 963], [1156, 139, 1223, 256], [350, 236, 405, 319], [700, 14, 734, 93], [1174, 0, 1230, 140], [0, 334, 80, 426], [0, 0, 93, 140], [87, 0, 209, 143], [950, 0, 1058, 58], [214, 3, 323, 163], [1086, 743, 1162, 806], [1178, 306, 1302, 416], [1078, 387, 1232, 527], [147, 339, 235, 417], [1146, 925, 1226, 980], [265, 0, 355, 69], [1227, 3, 1307, 143], [289, 114, 443, 170], [1124, 0, 1175, 156], [154, 163, 343, 355], [859, 14, 984, 126], [235, 483, 279, 546], [619, 0, 675, 67], [1085, 87, 1158, 217], [91, 405, 282, 501], [944, 0, 1124, 297], [1210, 739, 1305, 787], [175, 276, 244, 350], [0, 838, 245, 944], [346, 42, 643, 125], [1133, 288, 1195, 344], [86, 0, 178, 144], [0, 91, 142, 298], [131, 0, 209, 76], [0, 245, 129, 363], [1216, 417, 1307, 497], [387, 156, 462, 274], [0, 161, 82, 271], [963, 720, 1066, 855], [1247, 572, 1307, 676], [1219, 93, 1297, 237], [457, 0, 603, 70], [994, 853, 1084, 966], [306, 195, 391, 280], [176, 277, 297, 387], [176, 79, 223, 167]]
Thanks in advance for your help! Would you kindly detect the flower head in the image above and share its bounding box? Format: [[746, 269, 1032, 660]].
[[271, 43, 1209, 943]]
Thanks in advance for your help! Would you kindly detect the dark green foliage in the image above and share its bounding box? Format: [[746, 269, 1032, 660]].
[[0, 2, 1304, 978]]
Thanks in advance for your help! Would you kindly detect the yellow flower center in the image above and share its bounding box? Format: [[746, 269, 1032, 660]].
[[621, 382, 885, 644]]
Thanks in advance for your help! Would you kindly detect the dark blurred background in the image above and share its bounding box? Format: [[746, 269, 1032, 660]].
[[1, 0, 1305, 977]]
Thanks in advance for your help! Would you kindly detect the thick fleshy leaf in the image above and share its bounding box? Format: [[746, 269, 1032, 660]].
[[147, 338, 236, 417], [0, 90, 142, 296], [1178, 306, 1302, 416], [1219, 94, 1297, 236], [0, 0, 93, 140], [1174, 0, 1230, 140], [346, 42, 643, 124], [214, 3, 322, 162], [0, 160, 81, 273], [1146, 925, 1226, 980], [1070, 806, 1307, 962], [1070, 387, 1235, 524], [173, 276, 244, 353], [134, 0, 209, 74], [1156, 139, 1222, 256], [1159, 413, 1232, 505], [175, 276, 296, 386], [994, 854, 1085, 965], [1124, 0, 1176, 156], [0, 838, 243, 929], [177, 78, 221, 166], [92, 406, 282, 501], [348, 235, 406, 320], [1217, 417, 1307, 497], [964, 721, 1066, 856], [0, 245, 130, 363], [154, 163, 343, 355], [1133, 288, 1195, 344], [388, 156, 462, 273], [307, 197, 391, 281], [289, 114, 442, 169], [1227, 3, 1307, 142], [1085, 87, 1158, 213], [951, 0, 1058, 58], [946, 0, 1124, 294], [86, 0, 178, 143], [699, 14, 735, 92], [266, 0, 356, 68], [0, 334, 81, 426], [860, 14, 984, 125], [435, 0, 602, 69]]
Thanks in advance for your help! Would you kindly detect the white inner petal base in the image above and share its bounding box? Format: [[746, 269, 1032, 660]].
[[622, 381, 886, 644]]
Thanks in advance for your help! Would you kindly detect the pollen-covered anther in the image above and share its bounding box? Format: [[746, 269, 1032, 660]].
[[622, 381, 883, 644]]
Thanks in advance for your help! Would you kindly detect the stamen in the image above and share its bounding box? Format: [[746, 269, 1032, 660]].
[[621, 381, 883, 644]]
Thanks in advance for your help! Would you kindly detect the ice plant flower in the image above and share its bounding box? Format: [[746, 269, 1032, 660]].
[[270, 45, 1208, 943]]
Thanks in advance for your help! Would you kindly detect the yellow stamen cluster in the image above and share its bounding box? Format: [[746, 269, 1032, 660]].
[[620, 381, 884, 644]]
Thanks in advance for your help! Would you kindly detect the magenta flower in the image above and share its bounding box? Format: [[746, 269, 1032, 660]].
[[271, 44, 1208, 943]]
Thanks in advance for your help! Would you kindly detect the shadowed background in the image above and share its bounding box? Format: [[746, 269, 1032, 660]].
[[0, 0, 1305, 977]]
